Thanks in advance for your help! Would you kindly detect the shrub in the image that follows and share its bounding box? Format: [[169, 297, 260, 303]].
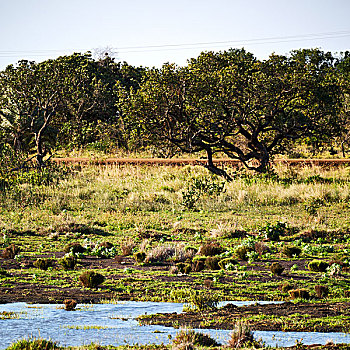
[[187, 291, 218, 311], [198, 242, 224, 256], [2, 244, 20, 259], [282, 246, 302, 258], [235, 245, 248, 261], [120, 238, 136, 256], [59, 255, 77, 271], [172, 329, 220, 348], [145, 245, 175, 264], [33, 258, 54, 270], [280, 282, 294, 293], [218, 258, 238, 270], [79, 271, 105, 288], [192, 259, 205, 272], [228, 321, 255, 348], [315, 285, 329, 298], [270, 262, 284, 275], [63, 243, 86, 254], [6, 337, 61, 350], [289, 288, 310, 300], [63, 299, 77, 311], [133, 251, 146, 263], [308, 260, 329, 272], [259, 222, 287, 241], [205, 256, 221, 270]]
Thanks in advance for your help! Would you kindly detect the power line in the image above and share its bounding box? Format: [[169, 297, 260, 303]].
[[0, 30, 349, 58]]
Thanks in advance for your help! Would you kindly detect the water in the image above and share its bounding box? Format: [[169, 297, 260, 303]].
[[1, 301, 350, 348]]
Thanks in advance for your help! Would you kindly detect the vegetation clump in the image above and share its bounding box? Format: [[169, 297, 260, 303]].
[[282, 246, 302, 258], [33, 258, 54, 270], [315, 285, 329, 298], [133, 251, 146, 263], [63, 243, 86, 254], [63, 299, 77, 311], [58, 255, 77, 270], [270, 262, 284, 275], [218, 258, 238, 270], [228, 320, 256, 348], [308, 260, 329, 272], [79, 271, 105, 288], [172, 329, 220, 348], [6, 337, 61, 350], [204, 256, 221, 270], [289, 288, 310, 300], [198, 241, 224, 256], [235, 245, 249, 261], [2, 244, 20, 259]]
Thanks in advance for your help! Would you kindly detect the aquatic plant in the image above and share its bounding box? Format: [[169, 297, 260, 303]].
[[172, 328, 220, 349], [6, 336, 61, 349], [227, 320, 255, 348], [63, 299, 77, 311], [270, 262, 284, 275], [79, 271, 105, 288]]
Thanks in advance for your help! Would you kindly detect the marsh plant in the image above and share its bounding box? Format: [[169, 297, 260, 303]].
[[172, 329, 220, 349], [6, 337, 61, 350], [185, 291, 219, 311], [79, 271, 105, 288], [227, 320, 255, 349], [63, 299, 77, 311]]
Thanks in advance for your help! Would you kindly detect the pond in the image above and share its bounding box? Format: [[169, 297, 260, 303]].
[[1, 301, 350, 348]]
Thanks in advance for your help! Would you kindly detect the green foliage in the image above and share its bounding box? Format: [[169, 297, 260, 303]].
[[235, 245, 248, 261], [282, 246, 302, 258], [308, 260, 329, 272], [79, 271, 105, 288], [218, 258, 238, 270], [259, 222, 286, 241], [186, 290, 219, 311], [5, 337, 61, 350], [33, 258, 54, 270], [58, 255, 77, 271], [172, 329, 220, 347]]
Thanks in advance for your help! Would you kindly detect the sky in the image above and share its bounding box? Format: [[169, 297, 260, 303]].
[[0, 0, 349, 69]]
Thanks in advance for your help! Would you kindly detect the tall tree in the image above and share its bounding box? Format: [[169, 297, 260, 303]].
[[120, 48, 343, 179]]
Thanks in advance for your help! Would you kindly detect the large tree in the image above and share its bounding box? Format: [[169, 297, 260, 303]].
[[120, 48, 343, 179]]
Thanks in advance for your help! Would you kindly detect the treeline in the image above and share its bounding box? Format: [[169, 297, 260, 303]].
[[0, 48, 349, 176]]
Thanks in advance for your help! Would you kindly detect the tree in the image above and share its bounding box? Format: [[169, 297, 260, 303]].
[[120, 48, 343, 179], [0, 59, 62, 167]]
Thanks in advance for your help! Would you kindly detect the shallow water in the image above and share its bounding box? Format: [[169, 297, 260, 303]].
[[1, 301, 350, 348]]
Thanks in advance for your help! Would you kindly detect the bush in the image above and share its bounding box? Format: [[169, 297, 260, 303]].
[[79, 271, 105, 288], [192, 259, 205, 272], [205, 256, 221, 270], [270, 262, 284, 275], [33, 258, 54, 270], [63, 243, 86, 254], [315, 285, 329, 298], [289, 288, 310, 300], [172, 329, 220, 348], [280, 282, 294, 293], [176, 262, 192, 274], [228, 321, 255, 348], [235, 245, 248, 261], [63, 299, 77, 311], [2, 244, 20, 259], [218, 258, 238, 270], [308, 260, 329, 272], [133, 251, 146, 263], [198, 242, 224, 256], [282, 246, 302, 258], [259, 222, 287, 241], [59, 255, 77, 270], [6, 337, 61, 350], [187, 291, 218, 311]]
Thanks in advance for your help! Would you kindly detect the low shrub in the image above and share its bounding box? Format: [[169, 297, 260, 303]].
[[218, 258, 238, 270], [228, 321, 255, 348], [63, 299, 77, 311], [198, 241, 224, 256], [259, 222, 287, 241], [133, 251, 146, 263], [270, 262, 284, 276], [192, 259, 205, 272], [187, 291, 218, 311], [235, 245, 248, 261], [282, 246, 302, 258], [315, 285, 329, 298], [172, 329, 220, 348], [145, 245, 175, 264], [289, 288, 310, 299], [308, 260, 329, 272], [33, 258, 54, 270], [2, 244, 20, 259], [79, 271, 105, 288], [6, 337, 61, 350], [280, 282, 295, 293], [59, 255, 77, 270], [205, 256, 221, 270], [63, 243, 86, 254]]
